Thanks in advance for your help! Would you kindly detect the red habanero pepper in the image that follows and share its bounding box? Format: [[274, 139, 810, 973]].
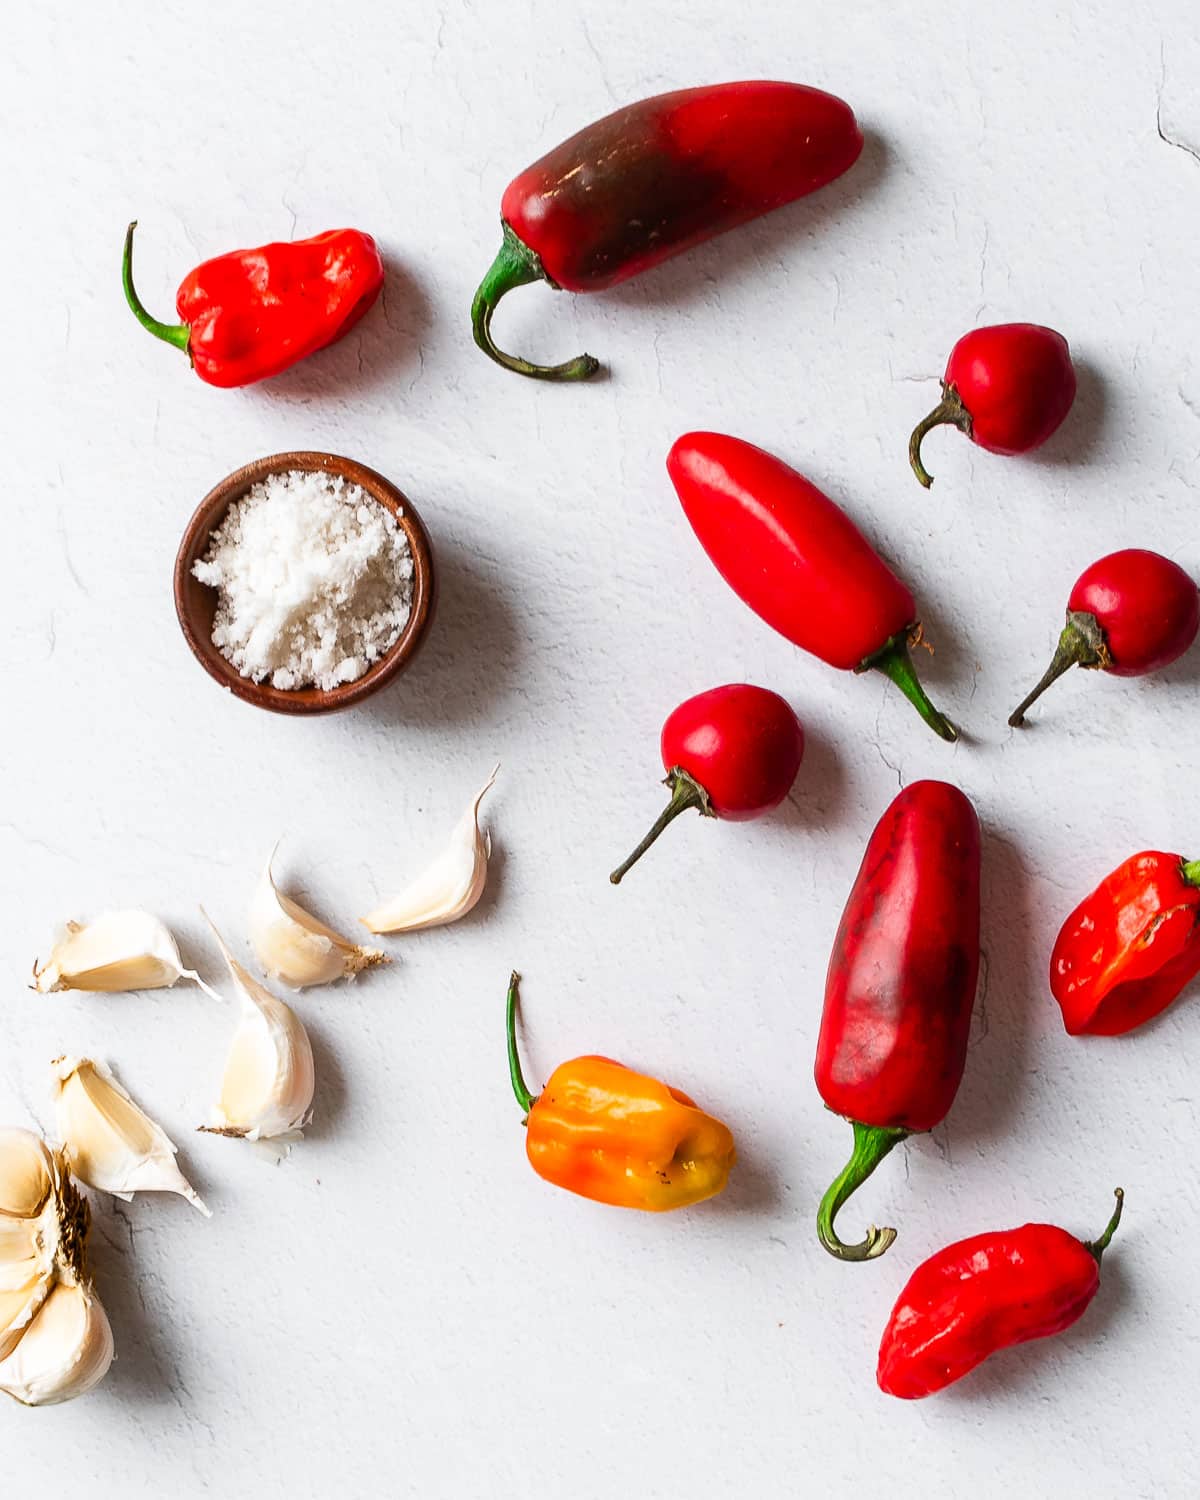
[[908, 323, 1077, 488], [815, 781, 980, 1261], [669, 432, 959, 742], [610, 684, 805, 885], [1050, 852, 1200, 1036], [471, 81, 863, 380], [1009, 549, 1199, 726], [877, 1190, 1124, 1398], [122, 222, 384, 387]]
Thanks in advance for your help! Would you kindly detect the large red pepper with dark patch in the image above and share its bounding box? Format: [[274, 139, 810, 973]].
[[1051, 851, 1200, 1035], [669, 432, 959, 741], [814, 781, 980, 1261], [471, 81, 862, 380], [877, 1190, 1124, 1398]]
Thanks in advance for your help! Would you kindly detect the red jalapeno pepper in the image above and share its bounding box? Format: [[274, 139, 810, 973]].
[[669, 432, 958, 741], [815, 781, 980, 1261], [877, 1189, 1124, 1398], [472, 81, 863, 381], [1050, 852, 1200, 1035], [122, 222, 384, 387]]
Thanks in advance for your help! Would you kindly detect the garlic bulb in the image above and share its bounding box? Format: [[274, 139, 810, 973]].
[[52, 1057, 209, 1216], [0, 1278, 114, 1407], [203, 923, 315, 1141], [34, 910, 216, 997], [362, 766, 499, 934], [251, 849, 387, 989]]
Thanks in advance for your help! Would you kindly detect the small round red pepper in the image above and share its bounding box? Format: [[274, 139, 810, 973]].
[[1009, 549, 1200, 726], [122, 222, 384, 387], [610, 684, 805, 885], [877, 1190, 1124, 1398], [815, 781, 980, 1261], [669, 432, 958, 741], [1051, 851, 1200, 1035], [909, 323, 1077, 488]]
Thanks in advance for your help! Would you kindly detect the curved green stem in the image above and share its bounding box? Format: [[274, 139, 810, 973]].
[[1008, 611, 1108, 727], [1086, 1187, 1125, 1264], [863, 631, 958, 742], [908, 385, 972, 489], [817, 1120, 909, 1262], [505, 971, 538, 1117], [1182, 860, 1200, 888], [122, 222, 191, 355], [610, 768, 711, 885], [471, 222, 599, 381]]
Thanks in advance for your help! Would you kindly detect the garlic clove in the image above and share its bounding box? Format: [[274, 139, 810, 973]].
[[361, 766, 499, 934], [0, 1273, 53, 1364], [250, 849, 388, 989], [0, 1277, 114, 1406], [33, 910, 218, 997], [0, 1209, 57, 1294], [0, 1128, 54, 1219], [52, 1057, 210, 1217]]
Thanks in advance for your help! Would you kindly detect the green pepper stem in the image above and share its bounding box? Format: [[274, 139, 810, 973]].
[[470, 222, 600, 382], [816, 1119, 909, 1262], [1086, 1187, 1125, 1264], [122, 222, 191, 354], [1008, 612, 1108, 727], [505, 971, 538, 1117], [609, 768, 711, 885], [1182, 860, 1200, 888], [908, 385, 972, 489], [864, 631, 958, 742]]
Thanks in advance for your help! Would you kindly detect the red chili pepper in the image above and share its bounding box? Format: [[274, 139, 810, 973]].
[[472, 81, 862, 381], [908, 323, 1077, 488], [668, 432, 958, 741], [122, 222, 384, 387], [814, 781, 980, 1261], [609, 684, 805, 885], [1050, 851, 1200, 1035], [877, 1190, 1124, 1398], [1009, 549, 1199, 726]]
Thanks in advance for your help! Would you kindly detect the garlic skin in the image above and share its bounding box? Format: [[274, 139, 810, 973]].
[[52, 1057, 210, 1216], [204, 923, 316, 1141], [251, 850, 387, 989], [0, 1277, 114, 1407], [362, 766, 498, 934], [34, 911, 217, 997]]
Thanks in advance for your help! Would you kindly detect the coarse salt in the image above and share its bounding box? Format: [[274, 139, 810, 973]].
[[193, 469, 414, 692]]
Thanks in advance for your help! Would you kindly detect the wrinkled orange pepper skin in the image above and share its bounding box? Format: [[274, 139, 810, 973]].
[[525, 1056, 736, 1211], [1050, 851, 1200, 1036]]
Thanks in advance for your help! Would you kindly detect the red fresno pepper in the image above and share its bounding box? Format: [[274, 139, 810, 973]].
[[1050, 852, 1200, 1035], [877, 1190, 1124, 1398], [1010, 549, 1199, 726], [669, 432, 958, 741], [909, 323, 1077, 488], [815, 781, 980, 1260], [472, 81, 862, 380], [122, 222, 384, 387]]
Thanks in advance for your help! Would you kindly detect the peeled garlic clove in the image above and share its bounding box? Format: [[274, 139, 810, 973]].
[[203, 923, 315, 1142], [362, 766, 498, 934], [52, 1057, 209, 1217], [33, 911, 217, 996], [251, 849, 387, 989], [0, 1128, 54, 1219], [0, 1277, 114, 1406]]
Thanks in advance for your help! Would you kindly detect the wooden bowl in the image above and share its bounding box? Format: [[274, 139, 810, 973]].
[[174, 451, 436, 715]]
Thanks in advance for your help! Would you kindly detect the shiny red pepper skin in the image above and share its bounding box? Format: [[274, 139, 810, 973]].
[[877, 1191, 1124, 1398], [815, 781, 981, 1260], [122, 223, 384, 387], [1051, 851, 1200, 1035], [669, 432, 958, 741], [909, 323, 1077, 488], [472, 81, 862, 380]]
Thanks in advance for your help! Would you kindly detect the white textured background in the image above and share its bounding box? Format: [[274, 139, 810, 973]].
[[5, 1, 1199, 1495]]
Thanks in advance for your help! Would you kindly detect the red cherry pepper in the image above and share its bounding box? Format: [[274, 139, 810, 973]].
[[669, 432, 958, 741], [1009, 549, 1199, 726], [609, 683, 805, 885], [909, 323, 1077, 488], [1050, 852, 1200, 1035], [877, 1190, 1124, 1398], [122, 222, 384, 388], [472, 81, 862, 381], [815, 781, 980, 1261]]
